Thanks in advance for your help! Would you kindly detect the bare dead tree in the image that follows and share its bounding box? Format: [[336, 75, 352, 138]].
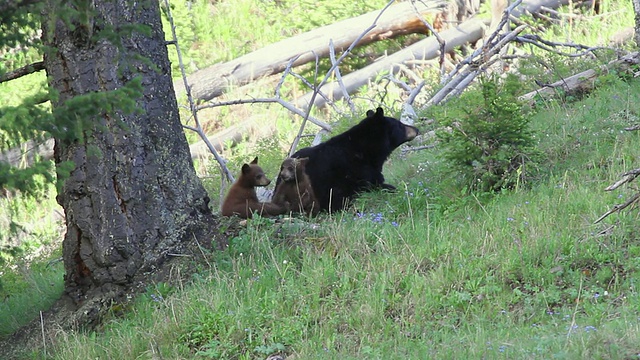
[[162, 0, 235, 184], [411, 0, 447, 80], [173, 0, 447, 102]]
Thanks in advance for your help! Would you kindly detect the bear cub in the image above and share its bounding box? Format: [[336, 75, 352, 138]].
[[272, 157, 318, 216], [221, 157, 289, 219]]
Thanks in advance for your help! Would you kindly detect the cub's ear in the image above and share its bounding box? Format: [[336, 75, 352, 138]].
[[241, 163, 251, 175], [298, 157, 310, 164], [250, 157, 258, 164], [366, 109, 375, 117]]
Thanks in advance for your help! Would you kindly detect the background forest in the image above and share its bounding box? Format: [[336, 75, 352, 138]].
[[2, 0, 640, 359]]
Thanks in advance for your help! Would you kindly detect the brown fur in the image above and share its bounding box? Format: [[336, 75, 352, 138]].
[[272, 157, 318, 216], [221, 157, 289, 219]]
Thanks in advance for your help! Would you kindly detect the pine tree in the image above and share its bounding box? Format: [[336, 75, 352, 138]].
[[1, 0, 225, 326], [1, 1, 54, 195]]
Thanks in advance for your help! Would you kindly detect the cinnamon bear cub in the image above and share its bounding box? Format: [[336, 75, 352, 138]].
[[272, 157, 318, 216], [221, 157, 288, 219]]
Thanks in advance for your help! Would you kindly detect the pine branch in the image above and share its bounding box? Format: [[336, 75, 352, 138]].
[[0, 61, 44, 84], [0, 0, 42, 22]]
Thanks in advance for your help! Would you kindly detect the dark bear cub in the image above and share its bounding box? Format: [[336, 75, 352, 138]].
[[221, 157, 288, 219], [272, 157, 318, 216], [286, 107, 418, 212]]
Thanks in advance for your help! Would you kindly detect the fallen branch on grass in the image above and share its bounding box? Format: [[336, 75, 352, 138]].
[[595, 168, 640, 224], [604, 168, 640, 192], [519, 51, 640, 104], [594, 192, 640, 224], [173, 0, 447, 102]]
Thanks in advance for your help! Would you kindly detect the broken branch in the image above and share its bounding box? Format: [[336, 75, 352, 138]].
[[0, 61, 44, 84]]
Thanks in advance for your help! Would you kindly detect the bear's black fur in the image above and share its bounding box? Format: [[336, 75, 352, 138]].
[[283, 107, 418, 213]]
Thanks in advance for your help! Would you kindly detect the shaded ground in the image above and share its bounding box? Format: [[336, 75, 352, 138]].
[[0, 230, 228, 360]]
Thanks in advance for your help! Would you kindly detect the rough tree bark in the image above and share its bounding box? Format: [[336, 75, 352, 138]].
[[633, 0, 640, 47], [42, 0, 224, 323]]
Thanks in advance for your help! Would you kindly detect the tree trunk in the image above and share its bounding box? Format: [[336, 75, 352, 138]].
[[633, 0, 640, 47], [42, 0, 224, 322]]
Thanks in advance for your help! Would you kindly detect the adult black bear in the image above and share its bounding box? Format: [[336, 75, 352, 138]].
[[281, 107, 418, 213]]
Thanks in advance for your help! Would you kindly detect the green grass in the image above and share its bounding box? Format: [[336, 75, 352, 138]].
[[35, 76, 640, 359], [2, 0, 640, 359], [0, 186, 64, 337], [162, 0, 390, 76], [0, 259, 64, 337]]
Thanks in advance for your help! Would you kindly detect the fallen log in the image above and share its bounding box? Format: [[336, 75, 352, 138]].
[[0, 138, 54, 166], [295, 17, 487, 110], [519, 51, 640, 104], [295, 0, 569, 110], [174, 0, 447, 102]]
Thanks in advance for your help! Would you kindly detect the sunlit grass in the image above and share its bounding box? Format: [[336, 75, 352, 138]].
[[0, 259, 64, 337], [44, 76, 640, 358], [2, 0, 640, 358]]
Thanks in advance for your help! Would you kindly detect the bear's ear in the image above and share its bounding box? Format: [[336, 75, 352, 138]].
[[297, 157, 309, 165], [366, 107, 385, 118], [241, 163, 251, 175], [250, 157, 258, 164]]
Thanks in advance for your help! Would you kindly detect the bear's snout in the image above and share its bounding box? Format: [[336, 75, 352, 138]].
[[405, 125, 419, 140]]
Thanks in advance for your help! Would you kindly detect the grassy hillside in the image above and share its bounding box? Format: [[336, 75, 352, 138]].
[[31, 74, 638, 359], [1, 0, 639, 359]]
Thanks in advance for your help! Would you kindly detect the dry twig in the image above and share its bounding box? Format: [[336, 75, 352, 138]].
[[162, 0, 235, 183], [594, 192, 640, 224], [604, 168, 640, 192]]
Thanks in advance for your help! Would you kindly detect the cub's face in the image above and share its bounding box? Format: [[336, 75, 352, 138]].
[[241, 157, 271, 187], [279, 157, 308, 182], [250, 165, 271, 186]]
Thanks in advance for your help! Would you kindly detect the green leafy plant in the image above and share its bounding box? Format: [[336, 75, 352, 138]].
[[436, 75, 540, 193]]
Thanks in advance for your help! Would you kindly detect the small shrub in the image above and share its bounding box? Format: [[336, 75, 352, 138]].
[[436, 75, 540, 193]]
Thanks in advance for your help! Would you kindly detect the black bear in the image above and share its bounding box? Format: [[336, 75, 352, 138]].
[[221, 157, 289, 219], [272, 157, 319, 216], [279, 107, 418, 213]]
